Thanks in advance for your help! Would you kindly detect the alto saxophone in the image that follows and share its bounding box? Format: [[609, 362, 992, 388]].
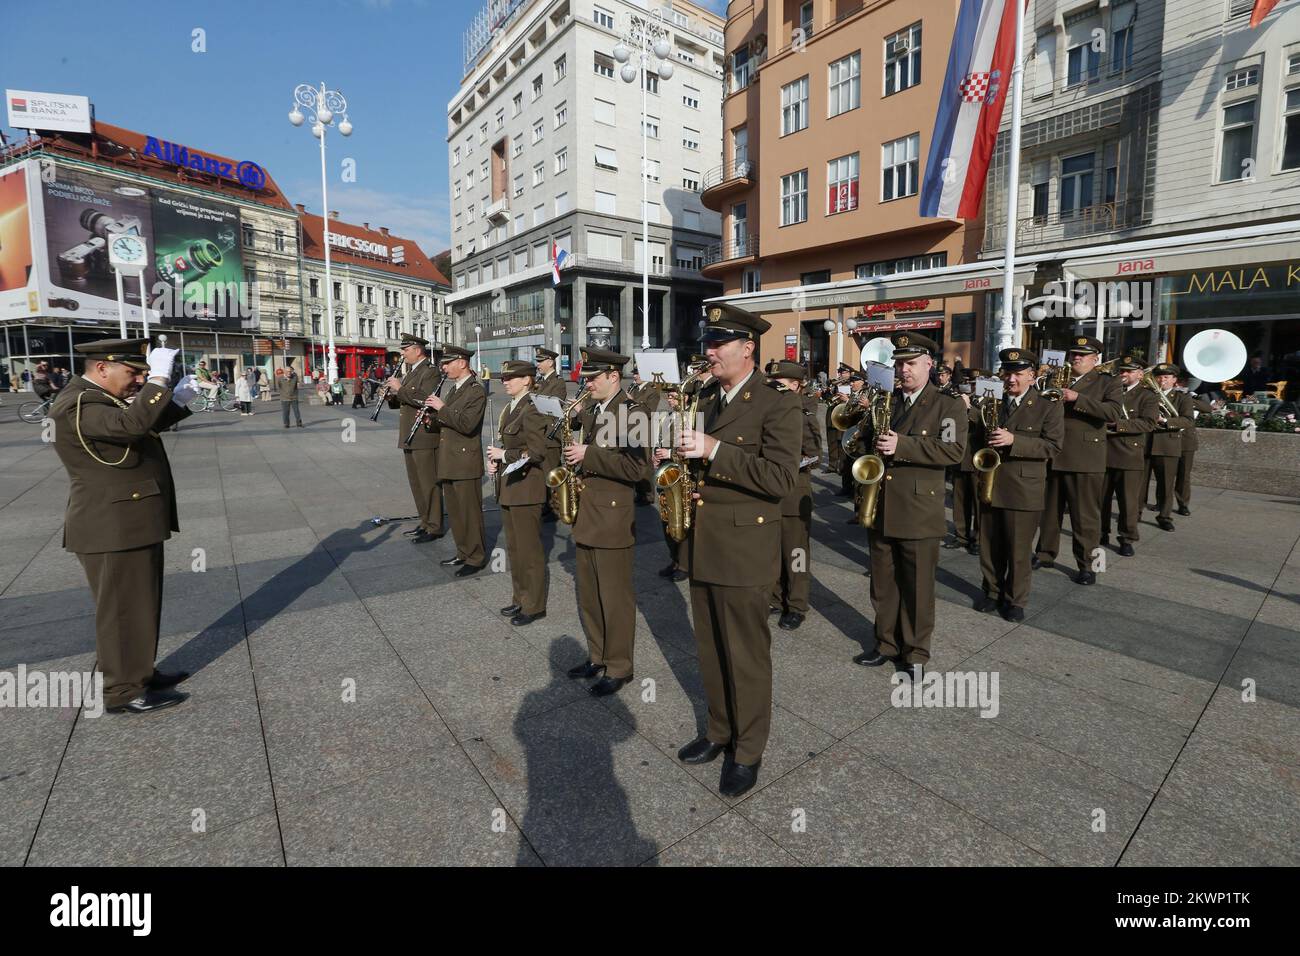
[[851, 385, 892, 528], [656, 363, 709, 543], [545, 394, 590, 524], [971, 389, 1003, 506]]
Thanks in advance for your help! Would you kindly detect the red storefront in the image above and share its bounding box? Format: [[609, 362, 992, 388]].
[[307, 343, 391, 379]]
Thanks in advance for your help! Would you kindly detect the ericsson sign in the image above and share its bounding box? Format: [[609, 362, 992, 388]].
[[328, 231, 404, 261]]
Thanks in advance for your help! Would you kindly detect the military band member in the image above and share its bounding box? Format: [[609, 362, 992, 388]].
[[1033, 336, 1123, 585], [51, 339, 198, 713], [853, 333, 966, 676], [564, 348, 648, 696], [654, 385, 689, 581], [1176, 386, 1212, 515], [387, 335, 444, 544], [824, 363, 853, 475], [840, 373, 868, 498], [1147, 364, 1197, 532], [947, 372, 981, 554], [1101, 356, 1158, 556], [765, 361, 821, 631], [629, 370, 662, 506], [487, 361, 550, 625], [424, 345, 487, 576], [535, 347, 568, 523], [970, 349, 1064, 621], [675, 306, 799, 798]]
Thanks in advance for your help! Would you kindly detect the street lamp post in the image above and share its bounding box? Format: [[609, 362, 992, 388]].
[[289, 82, 353, 386], [823, 309, 859, 374], [614, 12, 674, 353]]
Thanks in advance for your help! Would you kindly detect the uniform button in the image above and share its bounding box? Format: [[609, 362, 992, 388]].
[[756, 516, 764, 524], [131, 492, 140, 500], [886, 475, 892, 481]]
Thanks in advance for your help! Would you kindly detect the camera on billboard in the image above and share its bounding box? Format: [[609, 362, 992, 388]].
[[57, 209, 144, 282]]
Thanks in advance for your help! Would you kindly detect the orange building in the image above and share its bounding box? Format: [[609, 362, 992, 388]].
[[703, 0, 1001, 374]]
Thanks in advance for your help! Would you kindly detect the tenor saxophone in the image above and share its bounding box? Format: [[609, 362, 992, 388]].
[[544, 394, 590, 524], [656, 364, 709, 543], [851, 386, 891, 528], [971, 390, 1002, 506]]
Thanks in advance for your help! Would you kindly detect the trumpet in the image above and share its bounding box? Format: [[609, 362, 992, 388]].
[[851, 385, 893, 528], [656, 363, 710, 542], [545, 393, 592, 524], [971, 388, 1003, 506]]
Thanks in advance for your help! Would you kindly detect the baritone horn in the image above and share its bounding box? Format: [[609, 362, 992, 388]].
[[851, 385, 892, 528], [971, 389, 1002, 506]]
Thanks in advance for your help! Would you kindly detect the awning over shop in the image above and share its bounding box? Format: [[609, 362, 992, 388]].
[[1059, 219, 1300, 280], [708, 259, 1039, 316]]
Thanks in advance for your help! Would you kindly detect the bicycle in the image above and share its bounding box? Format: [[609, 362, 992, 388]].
[[188, 385, 239, 412], [18, 394, 55, 424]]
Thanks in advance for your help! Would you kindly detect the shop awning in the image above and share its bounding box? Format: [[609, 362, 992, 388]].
[[707, 259, 1039, 316], [1060, 219, 1300, 280]]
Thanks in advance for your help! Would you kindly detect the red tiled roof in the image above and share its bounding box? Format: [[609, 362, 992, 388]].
[[299, 211, 449, 286]]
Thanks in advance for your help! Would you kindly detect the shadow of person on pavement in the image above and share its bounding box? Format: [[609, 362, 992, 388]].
[[513, 634, 658, 866]]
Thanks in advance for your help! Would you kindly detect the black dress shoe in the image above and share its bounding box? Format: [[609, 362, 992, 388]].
[[1157, 517, 1175, 532], [1032, 555, 1053, 570], [455, 563, 486, 577], [670, 569, 688, 582], [567, 661, 605, 680], [107, 688, 189, 714], [1175, 507, 1191, 516], [500, 604, 521, 617], [659, 564, 680, 578], [297, 422, 304, 427], [966, 543, 980, 556], [1001, 605, 1025, 623], [402, 527, 423, 537], [1100, 534, 1111, 547], [410, 530, 440, 544], [778, 611, 804, 631], [147, 669, 190, 690], [589, 674, 632, 697], [1118, 542, 1135, 557], [440, 556, 465, 567], [853, 649, 889, 667], [1076, 570, 1097, 586], [510, 610, 545, 626], [543, 511, 558, 523], [719, 759, 760, 797], [973, 595, 1000, 614], [942, 538, 963, 550], [677, 737, 726, 764], [768, 605, 781, 615]]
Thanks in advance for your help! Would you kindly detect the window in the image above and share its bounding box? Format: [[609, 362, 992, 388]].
[[594, 5, 615, 29], [533, 239, 549, 263], [595, 53, 615, 78], [513, 212, 525, 235], [885, 24, 921, 95], [882, 134, 920, 200], [781, 76, 809, 135], [242, 223, 254, 247], [1228, 0, 1254, 17], [595, 190, 617, 214], [733, 126, 749, 169], [683, 208, 701, 230], [682, 168, 701, 190], [554, 54, 567, 81], [333, 281, 342, 300], [533, 203, 546, 226], [1282, 87, 1300, 171], [1219, 100, 1256, 181], [675, 245, 705, 270], [454, 181, 462, 199], [512, 92, 523, 116], [273, 229, 285, 252], [555, 192, 571, 215], [829, 52, 861, 116], [515, 248, 529, 272], [642, 115, 660, 138], [683, 127, 700, 150], [533, 161, 545, 186], [799, 1, 814, 37], [479, 123, 488, 144], [677, 49, 695, 65], [801, 270, 830, 286], [1034, 32, 1056, 98], [335, 317, 344, 336], [309, 277, 320, 298], [643, 200, 662, 223], [555, 148, 568, 173], [1031, 159, 1050, 222], [594, 144, 619, 170], [514, 174, 524, 198], [495, 108, 505, 131], [532, 75, 544, 100], [1060, 152, 1095, 213], [731, 202, 749, 254], [595, 98, 616, 125], [532, 119, 544, 143], [312, 314, 321, 336], [1110, 3, 1134, 74], [512, 139, 524, 159], [555, 101, 568, 128], [1066, 42, 1101, 87], [780, 170, 808, 225], [732, 47, 751, 91], [588, 230, 622, 261], [453, 146, 461, 166], [274, 269, 288, 291], [1225, 67, 1259, 91], [645, 158, 661, 182], [467, 168, 476, 188], [855, 253, 947, 277], [683, 85, 700, 109], [742, 267, 761, 293], [827, 153, 860, 213], [643, 73, 659, 94]]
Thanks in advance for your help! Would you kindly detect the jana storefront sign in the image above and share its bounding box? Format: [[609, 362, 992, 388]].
[[6, 89, 91, 134], [142, 136, 267, 191]]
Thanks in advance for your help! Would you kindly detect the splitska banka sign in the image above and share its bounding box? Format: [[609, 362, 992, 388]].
[[142, 136, 267, 190]]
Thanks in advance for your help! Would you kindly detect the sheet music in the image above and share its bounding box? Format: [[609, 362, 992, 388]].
[[531, 395, 564, 418], [502, 454, 529, 476]]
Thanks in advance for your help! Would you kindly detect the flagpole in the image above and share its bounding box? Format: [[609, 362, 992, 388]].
[[998, 0, 1026, 352]]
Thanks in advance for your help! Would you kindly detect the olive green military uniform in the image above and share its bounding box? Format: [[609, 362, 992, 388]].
[[683, 358, 799, 766], [50, 344, 191, 709], [951, 415, 980, 547], [1148, 383, 1196, 523], [572, 377, 647, 679], [825, 369, 851, 473], [1102, 374, 1158, 546], [392, 353, 444, 536], [769, 379, 821, 615], [973, 355, 1063, 612], [1177, 393, 1213, 511], [433, 361, 488, 567], [533, 355, 569, 511], [1035, 339, 1124, 573], [866, 367, 967, 666], [497, 379, 551, 615]]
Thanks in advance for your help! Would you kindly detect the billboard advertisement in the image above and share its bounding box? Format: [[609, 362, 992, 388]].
[[28, 162, 251, 330], [0, 163, 36, 321], [5, 89, 92, 134]]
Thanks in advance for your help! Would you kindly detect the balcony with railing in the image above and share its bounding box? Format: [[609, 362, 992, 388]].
[[702, 233, 759, 276], [701, 159, 756, 211], [485, 196, 510, 225], [982, 200, 1145, 253]]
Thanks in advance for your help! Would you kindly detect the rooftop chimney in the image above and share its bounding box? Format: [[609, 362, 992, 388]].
[[329, 210, 339, 220], [363, 222, 370, 231], [294, 203, 306, 213], [379, 226, 390, 236]]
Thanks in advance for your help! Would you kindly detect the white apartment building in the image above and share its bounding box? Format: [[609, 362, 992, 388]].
[[445, 0, 726, 371]]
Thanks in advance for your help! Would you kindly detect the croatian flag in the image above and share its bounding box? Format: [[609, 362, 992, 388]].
[[551, 242, 570, 286], [1250, 0, 1279, 27], [920, 0, 1026, 219]]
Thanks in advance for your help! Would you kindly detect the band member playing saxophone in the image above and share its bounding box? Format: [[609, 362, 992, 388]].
[[563, 348, 648, 697], [388, 334, 444, 544], [487, 361, 551, 626]]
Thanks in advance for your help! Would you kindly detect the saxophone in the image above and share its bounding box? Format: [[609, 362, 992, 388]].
[[851, 385, 892, 528], [544, 394, 590, 524], [656, 363, 710, 543], [1038, 362, 1072, 402], [971, 389, 1003, 506]]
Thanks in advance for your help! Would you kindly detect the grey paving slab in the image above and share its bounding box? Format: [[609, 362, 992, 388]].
[[129, 811, 285, 867], [1222, 620, 1300, 708], [1193, 684, 1300, 769], [1119, 793, 1299, 866], [652, 809, 799, 866]]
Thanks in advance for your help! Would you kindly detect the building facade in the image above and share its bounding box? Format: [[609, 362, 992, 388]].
[[298, 208, 452, 379], [445, 0, 726, 371]]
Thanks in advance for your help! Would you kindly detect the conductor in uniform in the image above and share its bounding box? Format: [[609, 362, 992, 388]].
[[969, 349, 1063, 622], [1101, 355, 1158, 556], [1033, 336, 1123, 585], [765, 360, 821, 632], [563, 348, 648, 696], [854, 332, 966, 676], [675, 306, 799, 797], [387, 334, 444, 544], [423, 345, 488, 575], [50, 339, 199, 713]]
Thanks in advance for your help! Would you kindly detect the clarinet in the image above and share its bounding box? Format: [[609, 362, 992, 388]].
[[370, 371, 400, 422], [404, 368, 447, 447]]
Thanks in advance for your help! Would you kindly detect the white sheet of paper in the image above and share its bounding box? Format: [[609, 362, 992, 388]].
[[837, 384, 851, 395], [531, 395, 564, 418], [633, 350, 681, 384], [975, 377, 1005, 399], [799, 455, 819, 470], [1041, 349, 1067, 367], [502, 454, 529, 476], [866, 364, 895, 391]]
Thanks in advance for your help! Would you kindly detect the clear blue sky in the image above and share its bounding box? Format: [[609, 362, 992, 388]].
[[1, 0, 727, 258]]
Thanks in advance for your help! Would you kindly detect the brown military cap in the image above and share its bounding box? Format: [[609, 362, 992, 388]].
[[1067, 335, 1104, 355], [579, 346, 630, 376], [1115, 353, 1146, 371], [500, 360, 537, 379], [75, 337, 151, 371], [998, 347, 1039, 372], [439, 345, 474, 362], [890, 332, 939, 360], [536, 346, 559, 361], [1151, 363, 1181, 377], [701, 303, 771, 343], [766, 360, 808, 382], [400, 332, 429, 348]]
